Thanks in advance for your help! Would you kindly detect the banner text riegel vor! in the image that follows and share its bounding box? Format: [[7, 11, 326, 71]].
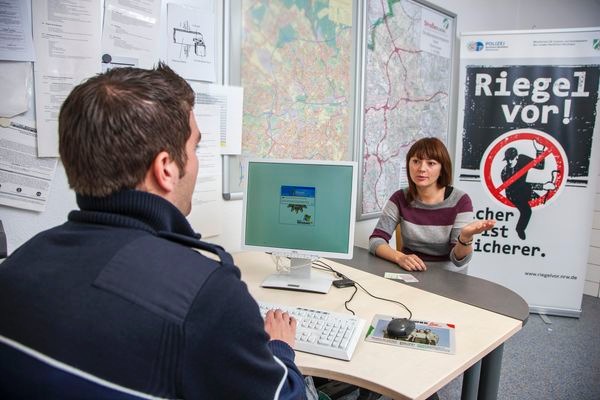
[[454, 29, 600, 316]]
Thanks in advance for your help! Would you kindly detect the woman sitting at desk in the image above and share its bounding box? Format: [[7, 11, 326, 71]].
[[369, 137, 495, 273]]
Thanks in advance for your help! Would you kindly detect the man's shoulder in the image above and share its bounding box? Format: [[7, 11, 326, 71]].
[[94, 234, 233, 324], [517, 154, 534, 164]]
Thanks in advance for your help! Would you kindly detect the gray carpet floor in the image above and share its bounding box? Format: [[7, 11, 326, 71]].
[[437, 294, 600, 400]]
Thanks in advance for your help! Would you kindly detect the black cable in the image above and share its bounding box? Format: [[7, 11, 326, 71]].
[[353, 280, 412, 320], [311, 264, 334, 273], [313, 260, 357, 314], [312, 260, 346, 279], [312, 260, 413, 320], [343, 285, 358, 315]]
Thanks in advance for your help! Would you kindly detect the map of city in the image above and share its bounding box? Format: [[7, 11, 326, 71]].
[[240, 0, 353, 161], [361, 0, 453, 216]]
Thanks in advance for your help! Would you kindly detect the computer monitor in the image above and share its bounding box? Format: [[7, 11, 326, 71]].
[[242, 159, 357, 293]]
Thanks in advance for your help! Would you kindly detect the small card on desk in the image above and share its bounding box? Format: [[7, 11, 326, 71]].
[[384, 272, 419, 283]]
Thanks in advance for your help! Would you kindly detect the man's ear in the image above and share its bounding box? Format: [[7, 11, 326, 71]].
[[147, 151, 179, 194]]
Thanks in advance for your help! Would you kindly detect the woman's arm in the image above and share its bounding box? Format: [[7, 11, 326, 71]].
[[374, 242, 427, 271], [369, 191, 427, 271], [452, 219, 496, 260]]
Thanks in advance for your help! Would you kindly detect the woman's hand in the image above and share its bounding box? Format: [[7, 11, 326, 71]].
[[459, 219, 496, 243], [396, 252, 427, 271]]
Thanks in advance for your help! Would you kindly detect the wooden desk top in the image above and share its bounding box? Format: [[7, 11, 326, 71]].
[[333, 247, 529, 326], [233, 251, 523, 400]]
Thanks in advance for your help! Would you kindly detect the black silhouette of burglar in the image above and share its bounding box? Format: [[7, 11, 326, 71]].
[[501, 140, 556, 240]]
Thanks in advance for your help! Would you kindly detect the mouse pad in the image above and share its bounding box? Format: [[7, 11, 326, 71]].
[[365, 314, 456, 354]]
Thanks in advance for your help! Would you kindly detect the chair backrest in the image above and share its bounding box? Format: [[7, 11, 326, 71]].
[[395, 224, 403, 251], [0, 337, 153, 400]]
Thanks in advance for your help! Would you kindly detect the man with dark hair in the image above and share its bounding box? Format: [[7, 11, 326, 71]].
[[0, 63, 307, 399]]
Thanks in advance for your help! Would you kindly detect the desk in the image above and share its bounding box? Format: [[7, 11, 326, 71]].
[[234, 251, 525, 400], [333, 246, 530, 400], [334, 247, 529, 324]]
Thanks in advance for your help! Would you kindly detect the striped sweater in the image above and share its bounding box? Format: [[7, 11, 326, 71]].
[[369, 187, 474, 272]]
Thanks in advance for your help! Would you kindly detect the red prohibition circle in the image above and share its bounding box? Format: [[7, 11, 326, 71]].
[[483, 132, 565, 208]]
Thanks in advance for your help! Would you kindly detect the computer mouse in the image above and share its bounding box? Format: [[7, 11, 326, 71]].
[[385, 318, 416, 339]]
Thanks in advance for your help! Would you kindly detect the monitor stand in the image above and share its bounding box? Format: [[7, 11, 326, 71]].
[[261, 256, 333, 294]]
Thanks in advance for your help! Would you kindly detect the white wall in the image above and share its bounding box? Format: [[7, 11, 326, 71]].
[[585, 172, 600, 297], [3, 0, 600, 297]]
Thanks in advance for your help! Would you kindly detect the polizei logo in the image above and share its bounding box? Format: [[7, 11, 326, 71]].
[[467, 41, 485, 51], [485, 40, 507, 49]]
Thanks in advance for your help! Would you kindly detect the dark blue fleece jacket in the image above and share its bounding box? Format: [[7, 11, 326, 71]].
[[0, 190, 306, 399]]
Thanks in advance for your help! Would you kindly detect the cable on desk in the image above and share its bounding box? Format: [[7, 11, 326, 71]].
[[342, 285, 358, 315], [312, 260, 413, 320], [312, 261, 357, 314]]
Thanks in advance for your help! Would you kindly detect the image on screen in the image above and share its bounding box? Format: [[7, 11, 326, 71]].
[[242, 159, 357, 260]]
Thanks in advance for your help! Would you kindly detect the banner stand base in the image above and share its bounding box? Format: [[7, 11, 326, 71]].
[[529, 306, 581, 318]]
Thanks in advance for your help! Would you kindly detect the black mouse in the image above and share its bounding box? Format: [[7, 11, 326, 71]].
[[385, 318, 416, 339]]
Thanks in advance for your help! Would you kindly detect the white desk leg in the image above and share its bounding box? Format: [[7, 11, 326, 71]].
[[461, 360, 481, 400]]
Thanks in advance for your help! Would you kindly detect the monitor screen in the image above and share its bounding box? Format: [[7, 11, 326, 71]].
[[242, 159, 357, 293], [242, 159, 357, 259]]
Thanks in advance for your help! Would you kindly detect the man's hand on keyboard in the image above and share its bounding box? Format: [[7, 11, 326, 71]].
[[264, 309, 297, 347]]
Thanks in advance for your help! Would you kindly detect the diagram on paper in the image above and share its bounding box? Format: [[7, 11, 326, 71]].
[[173, 22, 206, 59], [166, 3, 216, 82]]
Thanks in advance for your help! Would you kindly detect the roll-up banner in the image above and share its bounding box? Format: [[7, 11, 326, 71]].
[[454, 28, 600, 317]]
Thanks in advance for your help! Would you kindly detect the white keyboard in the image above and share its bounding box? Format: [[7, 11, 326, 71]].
[[258, 301, 365, 361]]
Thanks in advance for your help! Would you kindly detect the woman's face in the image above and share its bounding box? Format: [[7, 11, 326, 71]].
[[408, 156, 442, 190]]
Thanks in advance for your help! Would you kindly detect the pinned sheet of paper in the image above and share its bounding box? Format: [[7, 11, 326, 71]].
[[167, 2, 216, 82], [0, 62, 31, 118], [189, 104, 222, 238], [190, 81, 243, 155], [32, 0, 102, 157], [0, 118, 58, 212], [101, 0, 161, 69], [0, 0, 35, 62], [384, 272, 419, 283]]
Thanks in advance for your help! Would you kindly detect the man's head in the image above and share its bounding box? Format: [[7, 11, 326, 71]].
[[59, 62, 196, 212], [503, 147, 518, 167], [503, 147, 518, 162]]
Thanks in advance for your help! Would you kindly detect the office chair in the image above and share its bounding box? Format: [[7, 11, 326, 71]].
[[0, 338, 153, 399], [395, 225, 403, 251]]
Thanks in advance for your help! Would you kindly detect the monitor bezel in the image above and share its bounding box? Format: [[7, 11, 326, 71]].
[[241, 158, 357, 260]]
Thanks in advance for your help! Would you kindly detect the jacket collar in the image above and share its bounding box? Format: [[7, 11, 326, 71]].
[[68, 190, 199, 239]]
